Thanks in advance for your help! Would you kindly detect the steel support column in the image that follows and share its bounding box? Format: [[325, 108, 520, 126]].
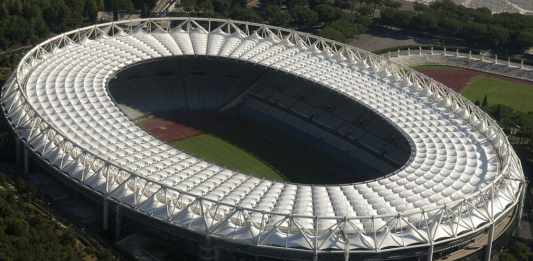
[[15, 138, 21, 168], [427, 245, 434, 261], [23, 145, 29, 175], [517, 183, 526, 230], [102, 198, 109, 231], [114, 204, 121, 241], [485, 223, 495, 261]]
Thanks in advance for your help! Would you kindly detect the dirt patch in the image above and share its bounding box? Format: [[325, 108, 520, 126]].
[[140, 117, 201, 142], [417, 67, 481, 92]]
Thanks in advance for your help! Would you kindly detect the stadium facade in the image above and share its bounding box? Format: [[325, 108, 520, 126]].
[[0, 18, 527, 260]]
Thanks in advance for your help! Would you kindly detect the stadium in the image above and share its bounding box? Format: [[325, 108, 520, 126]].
[[0, 17, 527, 260]]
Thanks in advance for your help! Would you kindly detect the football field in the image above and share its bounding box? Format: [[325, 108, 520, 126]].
[[171, 134, 285, 181], [135, 112, 364, 184]]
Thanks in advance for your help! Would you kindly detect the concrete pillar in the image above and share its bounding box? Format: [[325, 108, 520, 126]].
[[114, 204, 121, 241], [419, 46, 422, 56], [469, 50, 472, 60], [397, 48, 400, 57], [508, 57, 511, 67], [521, 59, 525, 69], [23, 146, 29, 176], [456, 48, 459, 57], [427, 245, 434, 261], [485, 223, 495, 261], [443, 47, 447, 56], [102, 198, 109, 231], [15, 138, 21, 168], [481, 54, 484, 62], [495, 55, 498, 65], [408, 48, 411, 56], [431, 46, 434, 55]]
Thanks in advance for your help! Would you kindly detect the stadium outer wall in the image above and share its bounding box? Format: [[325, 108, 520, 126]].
[[0, 18, 528, 261], [6, 147, 527, 261]]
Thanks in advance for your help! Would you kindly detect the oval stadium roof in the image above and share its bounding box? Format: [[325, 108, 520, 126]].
[[1, 18, 525, 253]]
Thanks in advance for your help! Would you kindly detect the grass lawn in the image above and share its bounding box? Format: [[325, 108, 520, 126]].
[[172, 134, 286, 181], [462, 76, 533, 113], [413, 64, 533, 113]]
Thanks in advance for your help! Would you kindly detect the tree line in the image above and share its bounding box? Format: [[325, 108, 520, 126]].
[[2, 0, 533, 52], [379, 0, 533, 53], [0, 175, 117, 260], [173, 0, 402, 43], [0, 0, 159, 50]]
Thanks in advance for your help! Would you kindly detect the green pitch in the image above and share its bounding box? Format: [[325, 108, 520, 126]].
[[414, 64, 533, 113], [463, 76, 533, 113], [172, 134, 286, 181]]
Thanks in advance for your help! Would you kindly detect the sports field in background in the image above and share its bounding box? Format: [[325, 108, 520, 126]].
[[414, 65, 533, 113]]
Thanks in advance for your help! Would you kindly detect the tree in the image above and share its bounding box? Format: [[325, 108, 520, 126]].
[[288, 0, 309, 10], [181, 0, 196, 12], [494, 105, 502, 122], [320, 26, 346, 42], [508, 240, 532, 260], [410, 12, 438, 32], [314, 4, 341, 23], [461, 22, 487, 43], [291, 5, 319, 28], [439, 17, 462, 35], [516, 30, 533, 50], [31, 13, 50, 42], [197, 0, 215, 14], [382, 0, 400, 8], [96, 0, 105, 10], [484, 25, 510, 47], [113, 0, 134, 12], [333, 0, 352, 9], [481, 95, 488, 108], [84, 0, 98, 22], [265, 5, 292, 27], [0, 2, 8, 17], [211, 0, 231, 15], [499, 252, 518, 261], [260, 0, 285, 8], [5, 218, 29, 236], [229, 7, 262, 22], [43, 0, 69, 32], [379, 8, 413, 28]]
